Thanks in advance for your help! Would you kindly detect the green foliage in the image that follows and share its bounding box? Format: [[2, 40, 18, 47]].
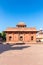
[[0, 33, 2, 37], [2, 32, 6, 41], [0, 32, 6, 42]]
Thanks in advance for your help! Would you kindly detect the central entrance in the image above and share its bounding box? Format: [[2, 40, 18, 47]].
[[19, 36, 23, 41], [18, 32, 24, 43], [19, 33, 23, 42]]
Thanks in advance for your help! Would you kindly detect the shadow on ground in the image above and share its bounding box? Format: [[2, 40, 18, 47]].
[[0, 43, 30, 54]]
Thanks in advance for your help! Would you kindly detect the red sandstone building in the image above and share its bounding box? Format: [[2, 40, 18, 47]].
[[4, 22, 38, 44], [36, 30, 43, 42]]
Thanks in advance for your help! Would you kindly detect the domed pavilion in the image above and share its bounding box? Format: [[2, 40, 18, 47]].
[[4, 22, 38, 44]]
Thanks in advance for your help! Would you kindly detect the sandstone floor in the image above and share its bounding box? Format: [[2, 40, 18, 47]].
[[0, 43, 43, 65]]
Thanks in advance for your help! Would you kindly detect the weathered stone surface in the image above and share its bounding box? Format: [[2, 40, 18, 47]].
[[0, 44, 43, 65]]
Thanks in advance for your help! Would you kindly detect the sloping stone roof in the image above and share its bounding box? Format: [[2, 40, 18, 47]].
[[4, 27, 37, 32], [4, 22, 38, 32]]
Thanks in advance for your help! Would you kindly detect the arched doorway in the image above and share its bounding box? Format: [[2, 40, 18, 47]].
[[19, 36, 23, 41]]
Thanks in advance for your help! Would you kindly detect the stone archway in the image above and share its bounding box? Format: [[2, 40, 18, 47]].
[[19, 36, 23, 41]]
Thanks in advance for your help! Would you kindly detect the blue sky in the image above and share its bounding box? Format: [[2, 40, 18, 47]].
[[0, 0, 43, 32]]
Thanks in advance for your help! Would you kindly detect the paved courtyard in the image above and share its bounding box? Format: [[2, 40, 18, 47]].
[[0, 43, 43, 65]]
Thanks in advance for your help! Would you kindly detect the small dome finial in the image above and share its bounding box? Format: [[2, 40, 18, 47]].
[[16, 22, 26, 27]]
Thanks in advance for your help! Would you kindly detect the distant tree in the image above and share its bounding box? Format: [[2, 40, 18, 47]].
[[2, 32, 6, 41], [0, 32, 2, 42], [0, 33, 2, 38]]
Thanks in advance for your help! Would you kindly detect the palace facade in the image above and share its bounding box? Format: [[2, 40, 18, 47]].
[[4, 22, 38, 44]]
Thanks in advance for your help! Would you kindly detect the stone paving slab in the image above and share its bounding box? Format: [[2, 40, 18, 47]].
[[0, 44, 43, 65]]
